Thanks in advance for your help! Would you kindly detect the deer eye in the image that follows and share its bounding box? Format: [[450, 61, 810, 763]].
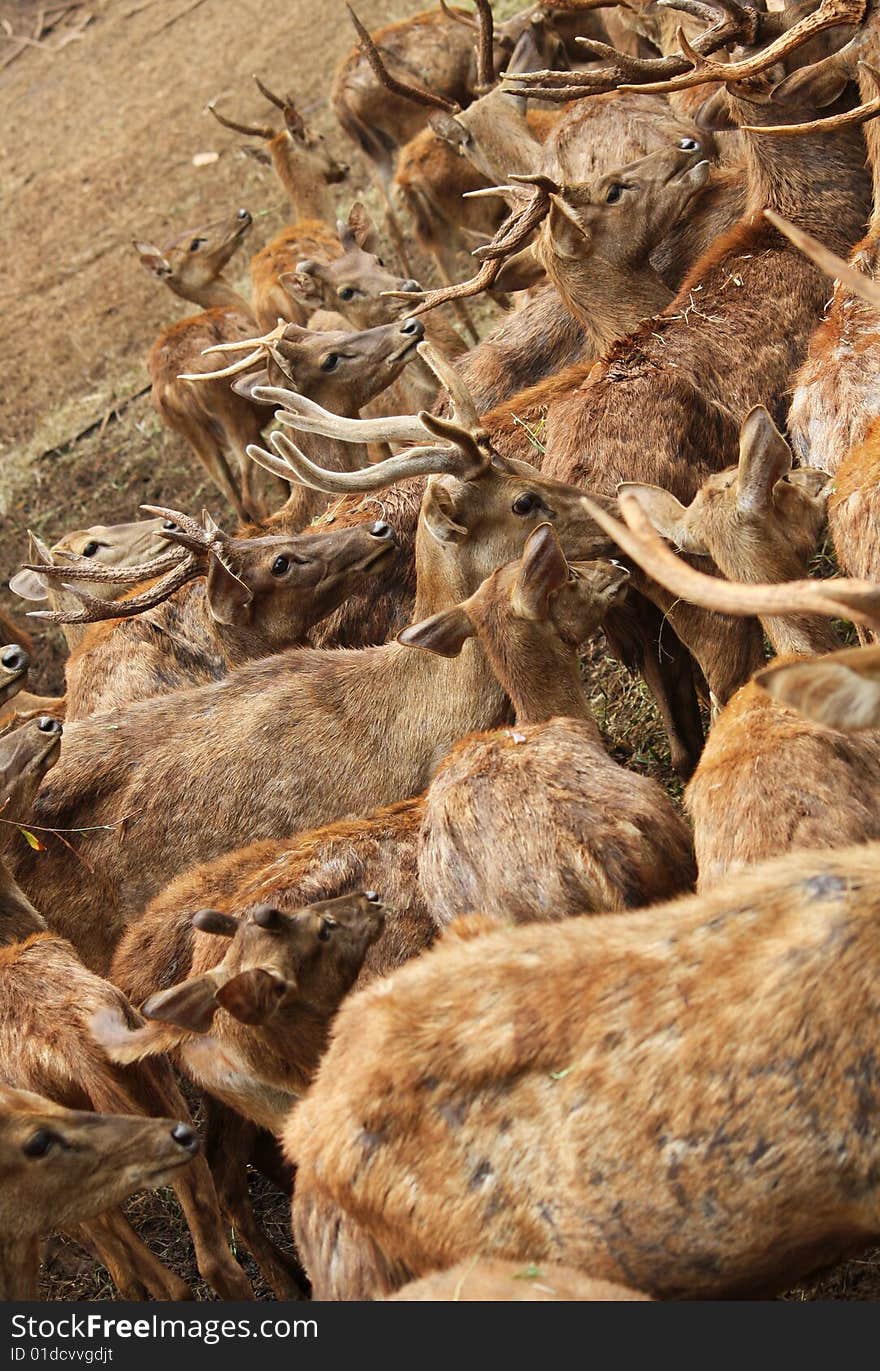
[[604, 184, 626, 204], [23, 1129, 59, 1158], [318, 917, 337, 942], [337, 286, 356, 301], [189, 238, 205, 252], [81, 541, 100, 557], [376, 257, 385, 268], [320, 354, 340, 372], [512, 492, 541, 516], [271, 556, 290, 576], [679, 137, 700, 151]]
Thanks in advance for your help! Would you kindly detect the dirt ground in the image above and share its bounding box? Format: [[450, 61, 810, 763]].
[[4, 0, 880, 1305]]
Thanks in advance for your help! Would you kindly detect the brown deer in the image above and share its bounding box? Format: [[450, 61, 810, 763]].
[[208, 78, 348, 327], [31, 506, 397, 721], [10, 516, 177, 650], [406, 523, 696, 921], [389, 1260, 652, 1301], [96, 892, 383, 1297], [0, 717, 252, 1301], [286, 838, 880, 1299], [8, 349, 622, 974], [0, 1084, 200, 1300], [616, 406, 880, 888], [139, 205, 269, 521]]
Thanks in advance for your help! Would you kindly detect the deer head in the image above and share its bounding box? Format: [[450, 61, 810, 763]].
[[288, 203, 423, 329], [134, 207, 252, 307]]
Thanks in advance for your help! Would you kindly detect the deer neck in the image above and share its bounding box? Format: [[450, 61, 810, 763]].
[[504, 653, 598, 729], [0, 856, 47, 945], [271, 145, 335, 221], [167, 276, 252, 313], [559, 262, 672, 355], [759, 612, 842, 658]]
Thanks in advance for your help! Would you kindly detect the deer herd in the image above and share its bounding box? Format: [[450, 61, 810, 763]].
[[8, 0, 880, 1305]]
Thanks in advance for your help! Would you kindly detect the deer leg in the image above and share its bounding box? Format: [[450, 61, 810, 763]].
[[166, 407, 252, 525], [122, 1057, 254, 1300], [71, 1212, 193, 1301], [205, 1098, 308, 1299]]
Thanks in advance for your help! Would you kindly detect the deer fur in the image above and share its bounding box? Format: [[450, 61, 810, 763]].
[[389, 1260, 653, 1301], [286, 840, 880, 1299]]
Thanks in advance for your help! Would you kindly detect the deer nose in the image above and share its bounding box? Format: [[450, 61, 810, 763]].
[[400, 279, 422, 293], [37, 716, 62, 736], [400, 317, 425, 338], [370, 522, 393, 539], [365, 891, 381, 903], [1, 645, 28, 673], [237, 207, 252, 223], [171, 1123, 200, 1153]]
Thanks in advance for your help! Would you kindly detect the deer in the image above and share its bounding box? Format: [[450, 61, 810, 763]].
[[138, 204, 271, 521], [406, 523, 697, 921], [610, 404, 880, 888], [0, 644, 29, 712], [389, 1260, 652, 1301], [0, 716, 252, 1301], [0, 1083, 201, 1300], [187, 312, 427, 532], [7, 346, 629, 975], [29, 506, 397, 721], [10, 515, 178, 650], [105, 528, 655, 988], [285, 834, 880, 1300], [208, 78, 349, 329], [98, 888, 381, 1294], [94, 892, 384, 1298]]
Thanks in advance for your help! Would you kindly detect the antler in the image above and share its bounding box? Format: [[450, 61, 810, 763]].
[[742, 59, 880, 132], [252, 75, 307, 139], [617, 0, 868, 95], [473, 0, 496, 92], [207, 101, 275, 141], [764, 209, 880, 306], [247, 341, 493, 493], [25, 507, 233, 626], [178, 320, 288, 383], [503, 0, 766, 99], [578, 489, 880, 629], [347, 4, 461, 112], [383, 177, 554, 314]]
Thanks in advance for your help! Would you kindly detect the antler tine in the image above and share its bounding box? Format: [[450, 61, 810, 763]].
[[201, 321, 288, 355], [253, 74, 289, 112], [764, 209, 880, 307], [25, 547, 185, 585], [415, 340, 482, 430], [439, 0, 478, 29], [473, 0, 496, 91], [247, 428, 474, 495], [619, 0, 868, 95], [27, 556, 205, 627], [207, 101, 275, 141], [347, 4, 461, 112], [178, 348, 266, 383], [577, 490, 880, 629], [139, 504, 206, 542], [743, 59, 880, 134], [394, 178, 553, 314], [254, 385, 432, 444]]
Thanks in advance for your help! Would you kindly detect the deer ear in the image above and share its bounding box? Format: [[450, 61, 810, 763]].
[[231, 368, 272, 402], [142, 974, 222, 1034], [789, 466, 833, 501], [771, 57, 851, 110], [398, 606, 475, 657], [421, 484, 468, 544], [617, 483, 708, 556], [756, 648, 880, 731], [135, 241, 171, 279], [694, 87, 735, 131], [736, 406, 791, 517], [281, 271, 320, 309], [347, 202, 379, 252], [206, 557, 254, 626], [216, 968, 288, 1025], [512, 523, 568, 620], [546, 197, 592, 262], [493, 246, 546, 293], [9, 569, 49, 601]]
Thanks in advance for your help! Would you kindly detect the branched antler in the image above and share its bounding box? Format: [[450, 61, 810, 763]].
[[347, 4, 461, 111], [742, 59, 880, 133], [247, 341, 495, 493], [178, 320, 288, 383], [382, 178, 554, 314]]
